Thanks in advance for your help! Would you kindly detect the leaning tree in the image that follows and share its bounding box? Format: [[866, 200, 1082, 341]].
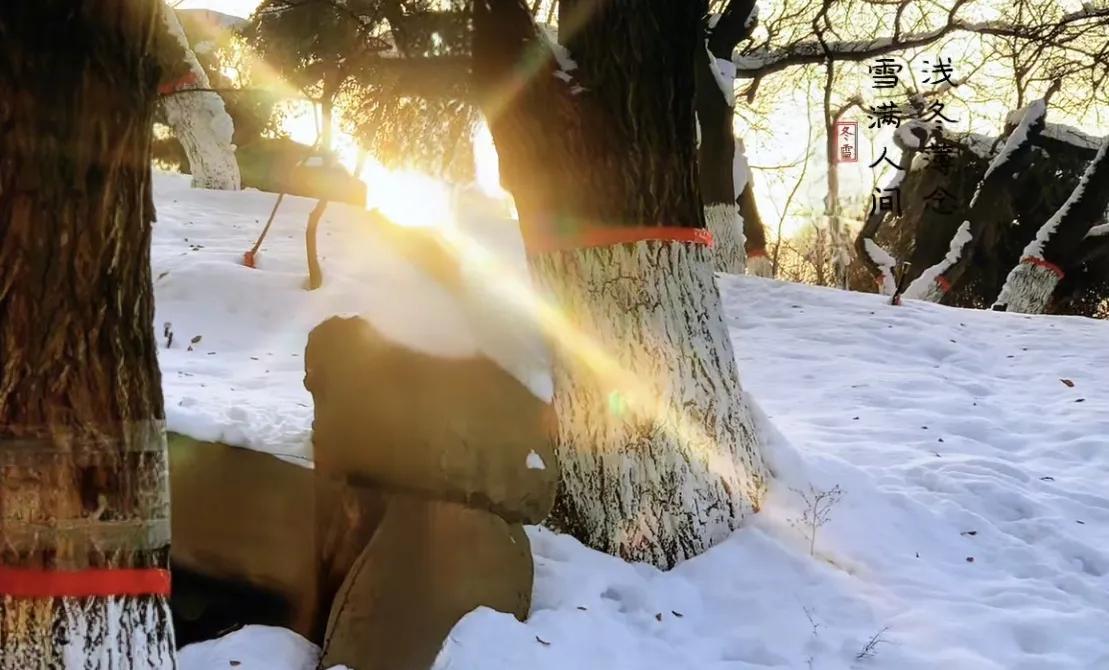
[[0, 1, 176, 666], [993, 135, 1109, 314], [726, 0, 1109, 283], [157, 1, 241, 191], [473, 0, 769, 569], [853, 112, 1109, 315]]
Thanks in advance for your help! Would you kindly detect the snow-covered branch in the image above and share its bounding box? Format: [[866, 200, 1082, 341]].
[[902, 99, 1047, 302], [734, 5, 1109, 79]]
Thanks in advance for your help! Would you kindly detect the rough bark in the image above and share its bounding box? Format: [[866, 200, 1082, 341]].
[[473, 0, 769, 568], [993, 136, 1109, 313], [0, 1, 175, 666], [704, 203, 747, 274], [991, 261, 1063, 314], [158, 2, 240, 191], [530, 243, 767, 566]]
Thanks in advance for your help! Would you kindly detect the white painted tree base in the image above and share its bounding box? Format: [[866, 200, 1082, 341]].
[[529, 240, 769, 569], [992, 260, 1060, 314], [0, 595, 175, 669], [704, 204, 746, 274], [160, 5, 240, 191]]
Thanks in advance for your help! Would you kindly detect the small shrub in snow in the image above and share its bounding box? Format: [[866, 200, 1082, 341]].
[[790, 484, 844, 556], [854, 626, 890, 661]]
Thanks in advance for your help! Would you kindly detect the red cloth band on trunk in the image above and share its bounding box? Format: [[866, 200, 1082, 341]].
[[1022, 256, 1065, 279], [158, 71, 199, 95], [0, 567, 171, 598], [935, 275, 953, 293], [748, 247, 767, 258], [525, 227, 713, 255]]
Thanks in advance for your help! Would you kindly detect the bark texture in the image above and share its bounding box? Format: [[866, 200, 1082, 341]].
[[473, 0, 768, 568], [531, 242, 767, 566], [991, 261, 1061, 314], [158, 3, 240, 191], [704, 204, 747, 274], [0, 1, 175, 666], [993, 136, 1109, 313]]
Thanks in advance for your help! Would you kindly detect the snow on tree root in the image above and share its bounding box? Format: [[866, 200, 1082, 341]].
[[531, 240, 768, 569], [705, 203, 747, 274], [0, 595, 175, 670], [160, 4, 241, 191]]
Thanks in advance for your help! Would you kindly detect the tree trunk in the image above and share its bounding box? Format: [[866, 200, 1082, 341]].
[[993, 136, 1109, 314], [158, 2, 240, 191], [695, 0, 765, 276], [696, 43, 745, 274], [903, 99, 1047, 302], [320, 95, 335, 161], [474, 0, 768, 569], [306, 199, 328, 290], [0, 2, 175, 667], [854, 122, 929, 295], [821, 62, 850, 289], [739, 182, 774, 277]]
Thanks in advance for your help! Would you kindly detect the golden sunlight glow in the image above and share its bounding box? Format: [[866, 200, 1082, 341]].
[[182, 0, 754, 498], [433, 224, 754, 494], [360, 162, 454, 230], [472, 120, 506, 198]]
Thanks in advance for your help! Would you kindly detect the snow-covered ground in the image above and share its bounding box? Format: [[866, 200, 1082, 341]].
[[156, 174, 1109, 669]]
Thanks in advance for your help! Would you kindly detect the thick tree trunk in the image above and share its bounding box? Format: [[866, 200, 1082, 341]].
[[158, 2, 240, 191], [703, 203, 747, 273], [0, 2, 175, 667], [993, 136, 1109, 314], [991, 261, 1063, 314], [531, 242, 767, 565], [474, 0, 768, 568]]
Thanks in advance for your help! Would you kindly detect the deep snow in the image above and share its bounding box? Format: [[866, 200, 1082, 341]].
[[155, 174, 1109, 669]]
